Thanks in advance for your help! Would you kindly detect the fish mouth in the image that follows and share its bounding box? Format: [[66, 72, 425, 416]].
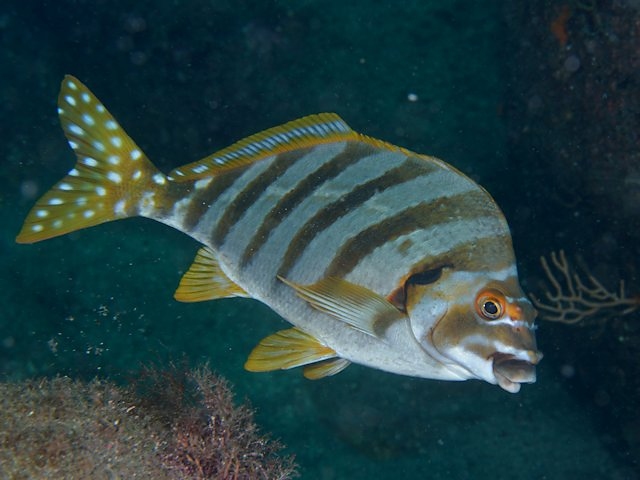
[[491, 351, 542, 393]]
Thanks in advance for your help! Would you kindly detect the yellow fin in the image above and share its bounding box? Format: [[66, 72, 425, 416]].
[[174, 247, 248, 302], [278, 276, 406, 337], [244, 328, 337, 373], [168, 113, 358, 181], [16, 75, 163, 244], [303, 358, 351, 380]]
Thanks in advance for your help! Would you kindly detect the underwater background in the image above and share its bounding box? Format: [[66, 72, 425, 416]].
[[1, 0, 639, 478]]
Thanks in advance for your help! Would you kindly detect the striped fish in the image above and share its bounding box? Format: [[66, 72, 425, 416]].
[[17, 76, 542, 393]]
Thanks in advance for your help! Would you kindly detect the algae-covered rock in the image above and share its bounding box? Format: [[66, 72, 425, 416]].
[[0, 365, 297, 479]]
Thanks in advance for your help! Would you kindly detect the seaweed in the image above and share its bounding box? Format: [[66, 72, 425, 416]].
[[0, 365, 297, 479]]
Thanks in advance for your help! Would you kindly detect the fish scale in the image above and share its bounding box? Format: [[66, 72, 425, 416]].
[[17, 75, 542, 392]]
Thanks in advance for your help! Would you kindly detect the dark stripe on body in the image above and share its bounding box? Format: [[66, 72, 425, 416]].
[[152, 179, 195, 219], [278, 156, 434, 277], [442, 234, 514, 272], [212, 149, 311, 246], [325, 190, 506, 278], [240, 142, 378, 267], [181, 167, 248, 231]]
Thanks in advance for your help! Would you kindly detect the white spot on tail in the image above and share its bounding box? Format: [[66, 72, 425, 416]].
[[69, 124, 84, 136], [132, 170, 142, 180], [115, 200, 127, 215], [110, 136, 123, 148], [65, 95, 77, 106], [138, 191, 156, 217], [59, 183, 73, 191], [107, 172, 122, 184], [108, 155, 120, 165], [32, 225, 44, 232], [67, 80, 78, 90], [36, 210, 49, 218], [48, 198, 63, 206], [105, 120, 118, 130], [53, 220, 63, 228], [81, 93, 91, 103], [69, 168, 80, 176], [152, 173, 166, 185], [83, 157, 98, 167], [96, 104, 105, 113], [83, 210, 96, 218], [82, 113, 95, 126], [130, 149, 142, 160], [96, 186, 107, 196], [68, 141, 79, 150], [93, 141, 106, 152]]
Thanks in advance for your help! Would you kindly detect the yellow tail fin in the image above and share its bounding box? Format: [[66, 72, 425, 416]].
[[16, 75, 165, 244]]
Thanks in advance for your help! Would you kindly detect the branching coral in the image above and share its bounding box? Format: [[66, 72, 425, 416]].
[[531, 250, 640, 324]]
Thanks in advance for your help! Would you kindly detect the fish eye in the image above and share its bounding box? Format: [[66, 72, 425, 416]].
[[475, 289, 505, 320]]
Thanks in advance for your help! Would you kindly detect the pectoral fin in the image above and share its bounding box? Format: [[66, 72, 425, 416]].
[[245, 327, 338, 372], [278, 276, 406, 337], [174, 247, 249, 302]]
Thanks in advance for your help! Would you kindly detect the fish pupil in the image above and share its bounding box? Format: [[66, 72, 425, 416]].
[[484, 301, 499, 315]]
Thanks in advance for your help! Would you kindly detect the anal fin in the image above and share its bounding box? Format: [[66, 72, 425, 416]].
[[175, 247, 249, 302], [244, 328, 339, 373], [303, 358, 351, 380]]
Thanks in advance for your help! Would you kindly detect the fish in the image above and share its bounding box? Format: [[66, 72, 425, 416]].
[[17, 75, 542, 393]]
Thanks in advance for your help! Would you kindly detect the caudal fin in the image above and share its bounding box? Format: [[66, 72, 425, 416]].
[[16, 75, 166, 244]]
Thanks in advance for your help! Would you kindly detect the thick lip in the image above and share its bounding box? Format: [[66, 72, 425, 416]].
[[492, 351, 543, 393]]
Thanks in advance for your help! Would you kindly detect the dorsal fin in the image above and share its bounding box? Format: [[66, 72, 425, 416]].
[[168, 113, 357, 181], [174, 247, 249, 302]]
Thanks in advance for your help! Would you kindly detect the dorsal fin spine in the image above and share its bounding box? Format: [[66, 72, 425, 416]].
[[168, 113, 356, 181]]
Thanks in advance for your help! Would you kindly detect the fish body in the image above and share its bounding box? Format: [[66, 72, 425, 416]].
[[17, 76, 541, 392]]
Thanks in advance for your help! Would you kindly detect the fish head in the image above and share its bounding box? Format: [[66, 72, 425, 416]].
[[402, 268, 542, 393]]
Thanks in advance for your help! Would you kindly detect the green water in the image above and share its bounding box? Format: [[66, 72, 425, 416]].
[[1, 1, 637, 478]]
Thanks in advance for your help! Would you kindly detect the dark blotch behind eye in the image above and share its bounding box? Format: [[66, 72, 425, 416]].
[[406, 266, 445, 287], [390, 264, 450, 312]]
